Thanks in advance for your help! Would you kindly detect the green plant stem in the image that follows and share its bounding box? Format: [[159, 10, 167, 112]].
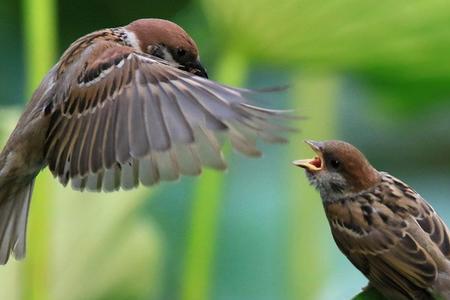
[[180, 49, 248, 300], [21, 0, 57, 299], [287, 72, 340, 300], [23, 0, 57, 92]]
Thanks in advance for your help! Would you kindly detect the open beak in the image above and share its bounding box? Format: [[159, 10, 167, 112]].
[[186, 60, 208, 78], [292, 140, 324, 172]]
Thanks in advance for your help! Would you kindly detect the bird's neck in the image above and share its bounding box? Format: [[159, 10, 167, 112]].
[[319, 171, 383, 203]]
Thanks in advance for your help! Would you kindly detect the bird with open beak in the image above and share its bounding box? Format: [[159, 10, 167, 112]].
[[0, 18, 295, 264], [293, 140, 450, 300]]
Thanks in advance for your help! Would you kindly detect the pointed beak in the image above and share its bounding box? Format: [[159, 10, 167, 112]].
[[292, 140, 325, 172], [186, 59, 208, 78]]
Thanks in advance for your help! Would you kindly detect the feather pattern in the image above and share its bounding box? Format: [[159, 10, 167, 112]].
[[0, 18, 298, 265], [44, 41, 295, 190], [325, 172, 450, 299]]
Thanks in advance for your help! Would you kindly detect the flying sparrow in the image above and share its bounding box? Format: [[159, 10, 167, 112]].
[[0, 18, 294, 264], [293, 140, 450, 300]]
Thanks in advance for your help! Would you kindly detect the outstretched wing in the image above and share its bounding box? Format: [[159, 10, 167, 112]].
[[326, 174, 450, 299], [44, 41, 295, 192]]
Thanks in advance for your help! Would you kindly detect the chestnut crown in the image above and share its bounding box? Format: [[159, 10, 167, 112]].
[[126, 19, 207, 77]]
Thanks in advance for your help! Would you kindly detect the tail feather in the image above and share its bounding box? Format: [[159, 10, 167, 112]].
[[0, 180, 34, 264]]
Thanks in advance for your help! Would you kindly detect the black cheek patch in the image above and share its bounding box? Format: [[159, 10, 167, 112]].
[[150, 46, 164, 59]]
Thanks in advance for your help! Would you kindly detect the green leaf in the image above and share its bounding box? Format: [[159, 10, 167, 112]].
[[285, 72, 341, 299], [180, 49, 249, 300], [200, 0, 450, 113]]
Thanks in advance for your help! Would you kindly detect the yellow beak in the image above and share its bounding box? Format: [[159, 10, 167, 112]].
[[292, 140, 324, 172]]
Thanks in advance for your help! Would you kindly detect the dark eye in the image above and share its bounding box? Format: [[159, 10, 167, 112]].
[[330, 159, 341, 170], [177, 48, 186, 57]]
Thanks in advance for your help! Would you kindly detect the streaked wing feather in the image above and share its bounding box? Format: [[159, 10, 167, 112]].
[[193, 127, 227, 170], [45, 41, 295, 191], [78, 112, 95, 176], [138, 155, 159, 186], [169, 79, 228, 130], [114, 90, 131, 164], [129, 77, 150, 157], [102, 165, 121, 192], [120, 159, 139, 190], [142, 71, 171, 151], [153, 151, 179, 181], [159, 81, 195, 144], [326, 174, 448, 299], [172, 143, 202, 176], [70, 115, 88, 177], [101, 100, 117, 169], [88, 104, 105, 173]]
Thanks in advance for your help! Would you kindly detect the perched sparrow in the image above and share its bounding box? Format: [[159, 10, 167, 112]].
[[293, 140, 450, 300], [0, 18, 294, 264]]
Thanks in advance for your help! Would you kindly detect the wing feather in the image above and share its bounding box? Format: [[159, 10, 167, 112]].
[[326, 173, 450, 299], [101, 100, 117, 169], [114, 91, 131, 164], [45, 41, 295, 190], [142, 72, 171, 151], [172, 143, 202, 176], [138, 155, 159, 186], [193, 127, 226, 170], [78, 112, 94, 176], [129, 78, 150, 157]]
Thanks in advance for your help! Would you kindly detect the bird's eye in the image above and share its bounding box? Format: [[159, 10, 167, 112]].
[[177, 48, 186, 57], [330, 159, 341, 169]]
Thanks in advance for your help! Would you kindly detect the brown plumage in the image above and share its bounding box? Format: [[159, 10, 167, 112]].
[[293, 140, 450, 300], [0, 18, 295, 264]]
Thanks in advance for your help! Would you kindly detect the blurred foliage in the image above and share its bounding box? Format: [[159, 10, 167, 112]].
[[21, 0, 57, 299], [286, 73, 339, 299], [0, 0, 449, 299], [201, 0, 450, 114], [180, 51, 248, 300]]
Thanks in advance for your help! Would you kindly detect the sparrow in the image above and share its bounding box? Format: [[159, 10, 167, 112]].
[[293, 140, 450, 300], [0, 18, 294, 264]]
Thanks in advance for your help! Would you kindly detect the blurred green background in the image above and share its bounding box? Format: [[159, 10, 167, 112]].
[[1, 0, 450, 299]]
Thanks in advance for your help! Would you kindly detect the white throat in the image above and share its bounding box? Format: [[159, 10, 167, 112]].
[[160, 46, 177, 66], [122, 29, 142, 51]]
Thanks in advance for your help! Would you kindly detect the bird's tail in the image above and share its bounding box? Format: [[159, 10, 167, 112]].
[[0, 178, 35, 264]]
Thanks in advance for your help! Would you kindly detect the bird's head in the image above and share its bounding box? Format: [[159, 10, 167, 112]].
[[293, 140, 381, 201], [125, 18, 207, 78]]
